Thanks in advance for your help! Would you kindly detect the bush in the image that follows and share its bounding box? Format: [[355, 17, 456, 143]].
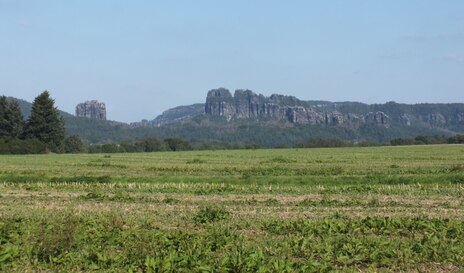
[[64, 135, 85, 153], [0, 138, 47, 154], [136, 137, 168, 152], [164, 137, 192, 151], [100, 143, 121, 153]]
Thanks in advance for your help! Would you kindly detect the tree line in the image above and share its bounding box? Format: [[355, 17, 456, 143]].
[[296, 135, 464, 148], [0, 91, 65, 154], [65, 137, 263, 153], [69, 134, 464, 154], [390, 135, 464, 146]]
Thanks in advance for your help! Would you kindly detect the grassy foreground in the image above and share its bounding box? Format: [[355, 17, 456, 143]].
[[1, 145, 464, 272]]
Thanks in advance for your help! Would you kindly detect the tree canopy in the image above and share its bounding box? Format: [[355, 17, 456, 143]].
[[0, 96, 9, 138], [25, 91, 65, 152], [7, 100, 25, 138]]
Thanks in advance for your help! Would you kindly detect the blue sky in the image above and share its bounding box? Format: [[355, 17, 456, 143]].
[[1, 1, 463, 122]]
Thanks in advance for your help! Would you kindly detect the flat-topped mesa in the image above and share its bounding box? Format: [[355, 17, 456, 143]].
[[75, 100, 107, 120]]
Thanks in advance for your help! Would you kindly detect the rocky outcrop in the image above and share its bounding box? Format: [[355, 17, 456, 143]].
[[343, 113, 364, 128], [457, 113, 464, 124], [132, 88, 464, 134], [325, 111, 345, 125], [205, 88, 235, 120], [204, 88, 391, 128], [365, 112, 391, 128], [75, 100, 106, 120], [425, 113, 446, 127], [399, 114, 412, 126]]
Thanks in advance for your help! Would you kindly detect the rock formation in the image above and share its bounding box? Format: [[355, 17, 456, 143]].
[[399, 114, 412, 126], [425, 113, 446, 127], [204, 88, 236, 120], [133, 88, 464, 135], [365, 112, 391, 127], [75, 100, 106, 120], [205, 88, 391, 128], [457, 113, 464, 124]]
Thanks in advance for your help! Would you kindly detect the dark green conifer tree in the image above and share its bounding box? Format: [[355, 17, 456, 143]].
[[6, 100, 25, 138], [26, 91, 65, 151], [0, 96, 9, 137]]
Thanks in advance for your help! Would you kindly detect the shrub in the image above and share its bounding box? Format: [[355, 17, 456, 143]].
[[186, 158, 207, 164], [0, 138, 47, 154], [64, 135, 85, 153]]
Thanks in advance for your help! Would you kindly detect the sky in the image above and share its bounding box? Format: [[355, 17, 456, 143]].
[[1, 1, 464, 122]]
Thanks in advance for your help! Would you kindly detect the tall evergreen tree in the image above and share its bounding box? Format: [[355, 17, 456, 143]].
[[26, 91, 65, 151], [0, 96, 10, 138], [7, 100, 25, 138]]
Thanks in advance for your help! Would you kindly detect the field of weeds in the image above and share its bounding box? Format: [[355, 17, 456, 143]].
[[1, 145, 464, 272]]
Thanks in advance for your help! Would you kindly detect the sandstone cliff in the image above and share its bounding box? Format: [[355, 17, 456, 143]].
[[205, 88, 393, 128], [132, 88, 464, 140], [75, 100, 107, 120]]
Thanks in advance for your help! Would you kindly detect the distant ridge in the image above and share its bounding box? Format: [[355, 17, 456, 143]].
[[136, 88, 464, 133], [131, 103, 204, 127], [6, 88, 464, 146]]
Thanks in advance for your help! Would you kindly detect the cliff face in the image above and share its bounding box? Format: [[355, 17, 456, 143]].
[[75, 100, 107, 120], [204, 88, 236, 120], [204, 88, 464, 130], [131, 87, 464, 143], [205, 89, 392, 128]]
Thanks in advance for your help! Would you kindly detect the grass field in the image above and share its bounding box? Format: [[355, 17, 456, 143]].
[[1, 145, 464, 272]]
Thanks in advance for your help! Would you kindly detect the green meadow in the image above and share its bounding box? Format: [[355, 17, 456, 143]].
[[1, 145, 464, 272]]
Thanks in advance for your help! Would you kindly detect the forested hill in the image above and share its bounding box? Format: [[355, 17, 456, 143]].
[[137, 89, 464, 134], [7, 96, 134, 143], [7, 91, 464, 147], [7, 97, 32, 118]]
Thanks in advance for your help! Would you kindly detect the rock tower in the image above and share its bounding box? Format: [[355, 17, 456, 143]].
[[75, 100, 106, 120]]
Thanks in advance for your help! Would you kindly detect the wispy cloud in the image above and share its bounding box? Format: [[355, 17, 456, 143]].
[[443, 53, 464, 64]]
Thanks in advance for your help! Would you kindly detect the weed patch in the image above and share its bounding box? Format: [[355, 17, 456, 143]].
[[30, 210, 80, 263], [50, 175, 112, 184], [86, 159, 127, 169], [263, 156, 297, 164], [186, 158, 207, 164], [193, 206, 230, 224]]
